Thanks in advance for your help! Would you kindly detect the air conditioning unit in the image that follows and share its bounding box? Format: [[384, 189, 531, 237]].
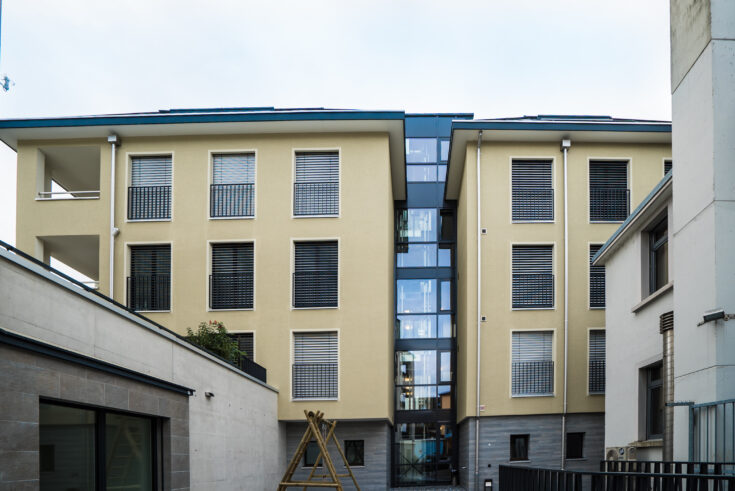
[[605, 446, 638, 461]]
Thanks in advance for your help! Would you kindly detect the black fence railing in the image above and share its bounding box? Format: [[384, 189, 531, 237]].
[[238, 354, 267, 383], [512, 360, 554, 396], [292, 363, 338, 399], [588, 359, 606, 394], [590, 188, 630, 222], [209, 273, 253, 310], [512, 188, 554, 221], [601, 461, 735, 475], [500, 464, 735, 491], [127, 274, 170, 311], [293, 181, 339, 216], [590, 271, 606, 308], [292, 271, 338, 308], [210, 183, 254, 218], [512, 273, 554, 308], [128, 185, 171, 220]]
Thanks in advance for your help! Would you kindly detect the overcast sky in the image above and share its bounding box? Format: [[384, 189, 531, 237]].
[[0, 0, 672, 245]]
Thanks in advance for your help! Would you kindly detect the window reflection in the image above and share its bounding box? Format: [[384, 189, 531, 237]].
[[397, 279, 437, 313], [440, 140, 450, 162], [440, 281, 451, 311], [438, 315, 452, 338], [398, 315, 437, 339], [438, 246, 451, 267], [407, 165, 438, 182], [106, 413, 153, 490], [406, 209, 437, 242], [396, 351, 437, 385], [397, 386, 438, 410], [406, 138, 437, 163], [440, 353, 451, 382], [438, 165, 447, 182], [40, 404, 96, 491], [397, 244, 437, 268]]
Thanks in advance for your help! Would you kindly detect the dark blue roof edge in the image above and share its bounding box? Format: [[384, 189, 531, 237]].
[[452, 120, 671, 133], [592, 171, 672, 264], [0, 110, 406, 130]]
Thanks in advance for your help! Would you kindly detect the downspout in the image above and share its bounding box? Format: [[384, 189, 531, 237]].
[[474, 130, 483, 490], [108, 135, 120, 297], [561, 139, 571, 469], [661, 311, 675, 460]]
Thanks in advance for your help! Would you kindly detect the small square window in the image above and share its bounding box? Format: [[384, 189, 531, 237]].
[[510, 434, 529, 461], [566, 432, 584, 459], [344, 440, 364, 466], [304, 441, 322, 467]]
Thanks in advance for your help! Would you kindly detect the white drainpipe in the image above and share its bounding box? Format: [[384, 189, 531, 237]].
[[561, 138, 571, 469], [108, 134, 120, 297], [474, 130, 483, 490]]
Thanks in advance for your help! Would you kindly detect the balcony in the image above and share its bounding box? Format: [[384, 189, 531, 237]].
[[210, 183, 254, 218], [36, 145, 101, 201], [512, 273, 554, 308], [238, 354, 267, 383], [127, 186, 171, 220], [292, 271, 338, 308], [512, 360, 554, 396], [590, 187, 630, 222], [512, 188, 554, 221], [209, 273, 253, 310], [293, 181, 339, 216], [37, 235, 100, 290], [126, 274, 171, 311]]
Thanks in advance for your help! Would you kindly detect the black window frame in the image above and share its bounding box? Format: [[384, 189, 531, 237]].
[[293, 241, 338, 308], [589, 244, 605, 308], [566, 432, 585, 460], [127, 244, 171, 312], [648, 216, 669, 294], [588, 330, 606, 395], [231, 332, 254, 360], [292, 331, 339, 400], [512, 244, 554, 309], [210, 242, 254, 310], [646, 363, 664, 440], [303, 440, 323, 467], [511, 331, 554, 396], [589, 160, 629, 222], [344, 440, 365, 467], [293, 151, 339, 217], [128, 155, 172, 221], [210, 152, 256, 218], [510, 434, 530, 461], [511, 159, 554, 222]]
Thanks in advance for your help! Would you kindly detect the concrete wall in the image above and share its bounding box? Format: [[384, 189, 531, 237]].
[[0, 249, 284, 490]]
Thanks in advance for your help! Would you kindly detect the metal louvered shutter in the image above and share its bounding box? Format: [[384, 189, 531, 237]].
[[512, 331, 554, 395], [512, 160, 554, 221], [210, 243, 254, 309], [128, 245, 171, 311], [129, 156, 172, 220], [664, 160, 672, 175], [293, 152, 339, 216], [589, 161, 629, 221], [512, 245, 554, 308], [293, 241, 338, 308], [232, 332, 254, 359], [293, 331, 338, 399], [211, 153, 255, 218], [589, 244, 605, 308], [588, 330, 606, 394]]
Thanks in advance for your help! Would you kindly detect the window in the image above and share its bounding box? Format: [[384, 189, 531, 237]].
[[127, 244, 171, 311], [588, 330, 606, 394], [406, 138, 438, 182], [293, 151, 339, 216], [210, 243, 254, 310], [439, 139, 450, 162], [512, 331, 554, 396], [39, 401, 157, 490], [293, 241, 338, 308], [646, 363, 664, 439], [231, 332, 254, 359], [128, 155, 172, 220], [210, 153, 255, 218], [395, 350, 452, 411], [304, 441, 322, 467], [292, 331, 338, 400], [649, 217, 669, 294], [589, 160, 629, 221], [566, 433, 584, 459], [589, 244, 605, 308], [512, 160, 553, 221], [512, 245, 554, 308], [664, 160, 672, 175], [344, 440, 364, 466], [510, 434, 529, 461]]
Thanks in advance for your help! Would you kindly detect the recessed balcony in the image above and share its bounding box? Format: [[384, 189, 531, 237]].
[[37, 235, 99, 290], [36, 146, 100, 201]]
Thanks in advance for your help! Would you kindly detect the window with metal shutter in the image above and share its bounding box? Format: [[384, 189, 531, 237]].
[[127, 245, 171, 311], [589, 161, 629, 221], [512, 160, 554, 221], [589, 244, 605, 308], [128, 156, 172, 220], [664, 160, 672, 175], [293, 152, 339, 216], [210, 243, 254, 309], [292, 331, 338, 399], [211, 153, 255, 218], [512, 245, 554, 308], [293, 241, 338, 308], [588, 330, 605, 394], [512, 331, 554, 395], [232, 332, 254, 359]]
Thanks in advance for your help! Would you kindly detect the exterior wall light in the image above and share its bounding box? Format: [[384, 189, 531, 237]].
[[697, 308, 734, 326]]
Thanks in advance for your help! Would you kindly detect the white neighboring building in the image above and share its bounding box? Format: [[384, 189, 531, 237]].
[[594, 172, 673, 461]]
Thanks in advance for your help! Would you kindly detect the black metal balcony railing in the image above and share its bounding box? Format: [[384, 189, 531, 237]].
[[590, 187, 630, 222], [589, 359, 606, 394], [590, 271, 606, 308], [512, 360, 554, 396], [209, 273, 254, 310], [512, 188, 554, 221], [500, 464, 735, 491], [292, 363, 338, 399], [210, 183, 254, 218], [128, 185, 171, 220], [601, 461, 735, 475], [293, 181, 339, 216], [293, 271, 338, 308], [512, 273, 554, 308], [126, 274, 170, 311], [238, 354, 267, 383]]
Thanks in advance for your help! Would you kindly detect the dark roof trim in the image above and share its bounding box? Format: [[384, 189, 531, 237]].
[[592, 171, 672, 265], [452, 119, 671, 133], [0, 327, 194, 396], [406, 113, 474, 118]]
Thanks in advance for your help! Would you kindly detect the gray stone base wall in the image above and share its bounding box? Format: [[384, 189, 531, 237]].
[[458, 412, 605, 489], [284, 420, 391, 490]]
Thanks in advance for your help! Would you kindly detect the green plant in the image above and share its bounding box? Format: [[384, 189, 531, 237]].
[[185, 320, 242, 364]]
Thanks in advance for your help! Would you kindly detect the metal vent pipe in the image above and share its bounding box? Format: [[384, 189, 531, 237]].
[[660, 310, 675, 460]]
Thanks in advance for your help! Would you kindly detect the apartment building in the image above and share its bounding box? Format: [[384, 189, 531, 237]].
[[1, 108, 671, 488]]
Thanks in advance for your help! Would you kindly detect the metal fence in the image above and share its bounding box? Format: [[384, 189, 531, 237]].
[[590, 271, 606, 308], [691, 399, 735, 462], [128, 185, 171, 220], [512, 360, 554, 396], [292, 271, 338, 308], [210, 183, 254, 218], [589, 188, 630, 222], [588, 359, 606, 394], [512, 273, 554, 308], [126, 274, 171, 311], [238, 355, 267, 383], [292, 363, 338, 399], [512, 188, 554, 221], [293, 182, 339, 216], [601, 460, 735, 475], [209, 273, 254, 310]]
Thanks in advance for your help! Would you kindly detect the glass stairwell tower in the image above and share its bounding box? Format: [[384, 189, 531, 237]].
[[392, 113, 472, 486]]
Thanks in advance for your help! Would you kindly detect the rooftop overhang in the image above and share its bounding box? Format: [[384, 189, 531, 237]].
[[0, 109, 407, 200], [444, 119, 672, 200]]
